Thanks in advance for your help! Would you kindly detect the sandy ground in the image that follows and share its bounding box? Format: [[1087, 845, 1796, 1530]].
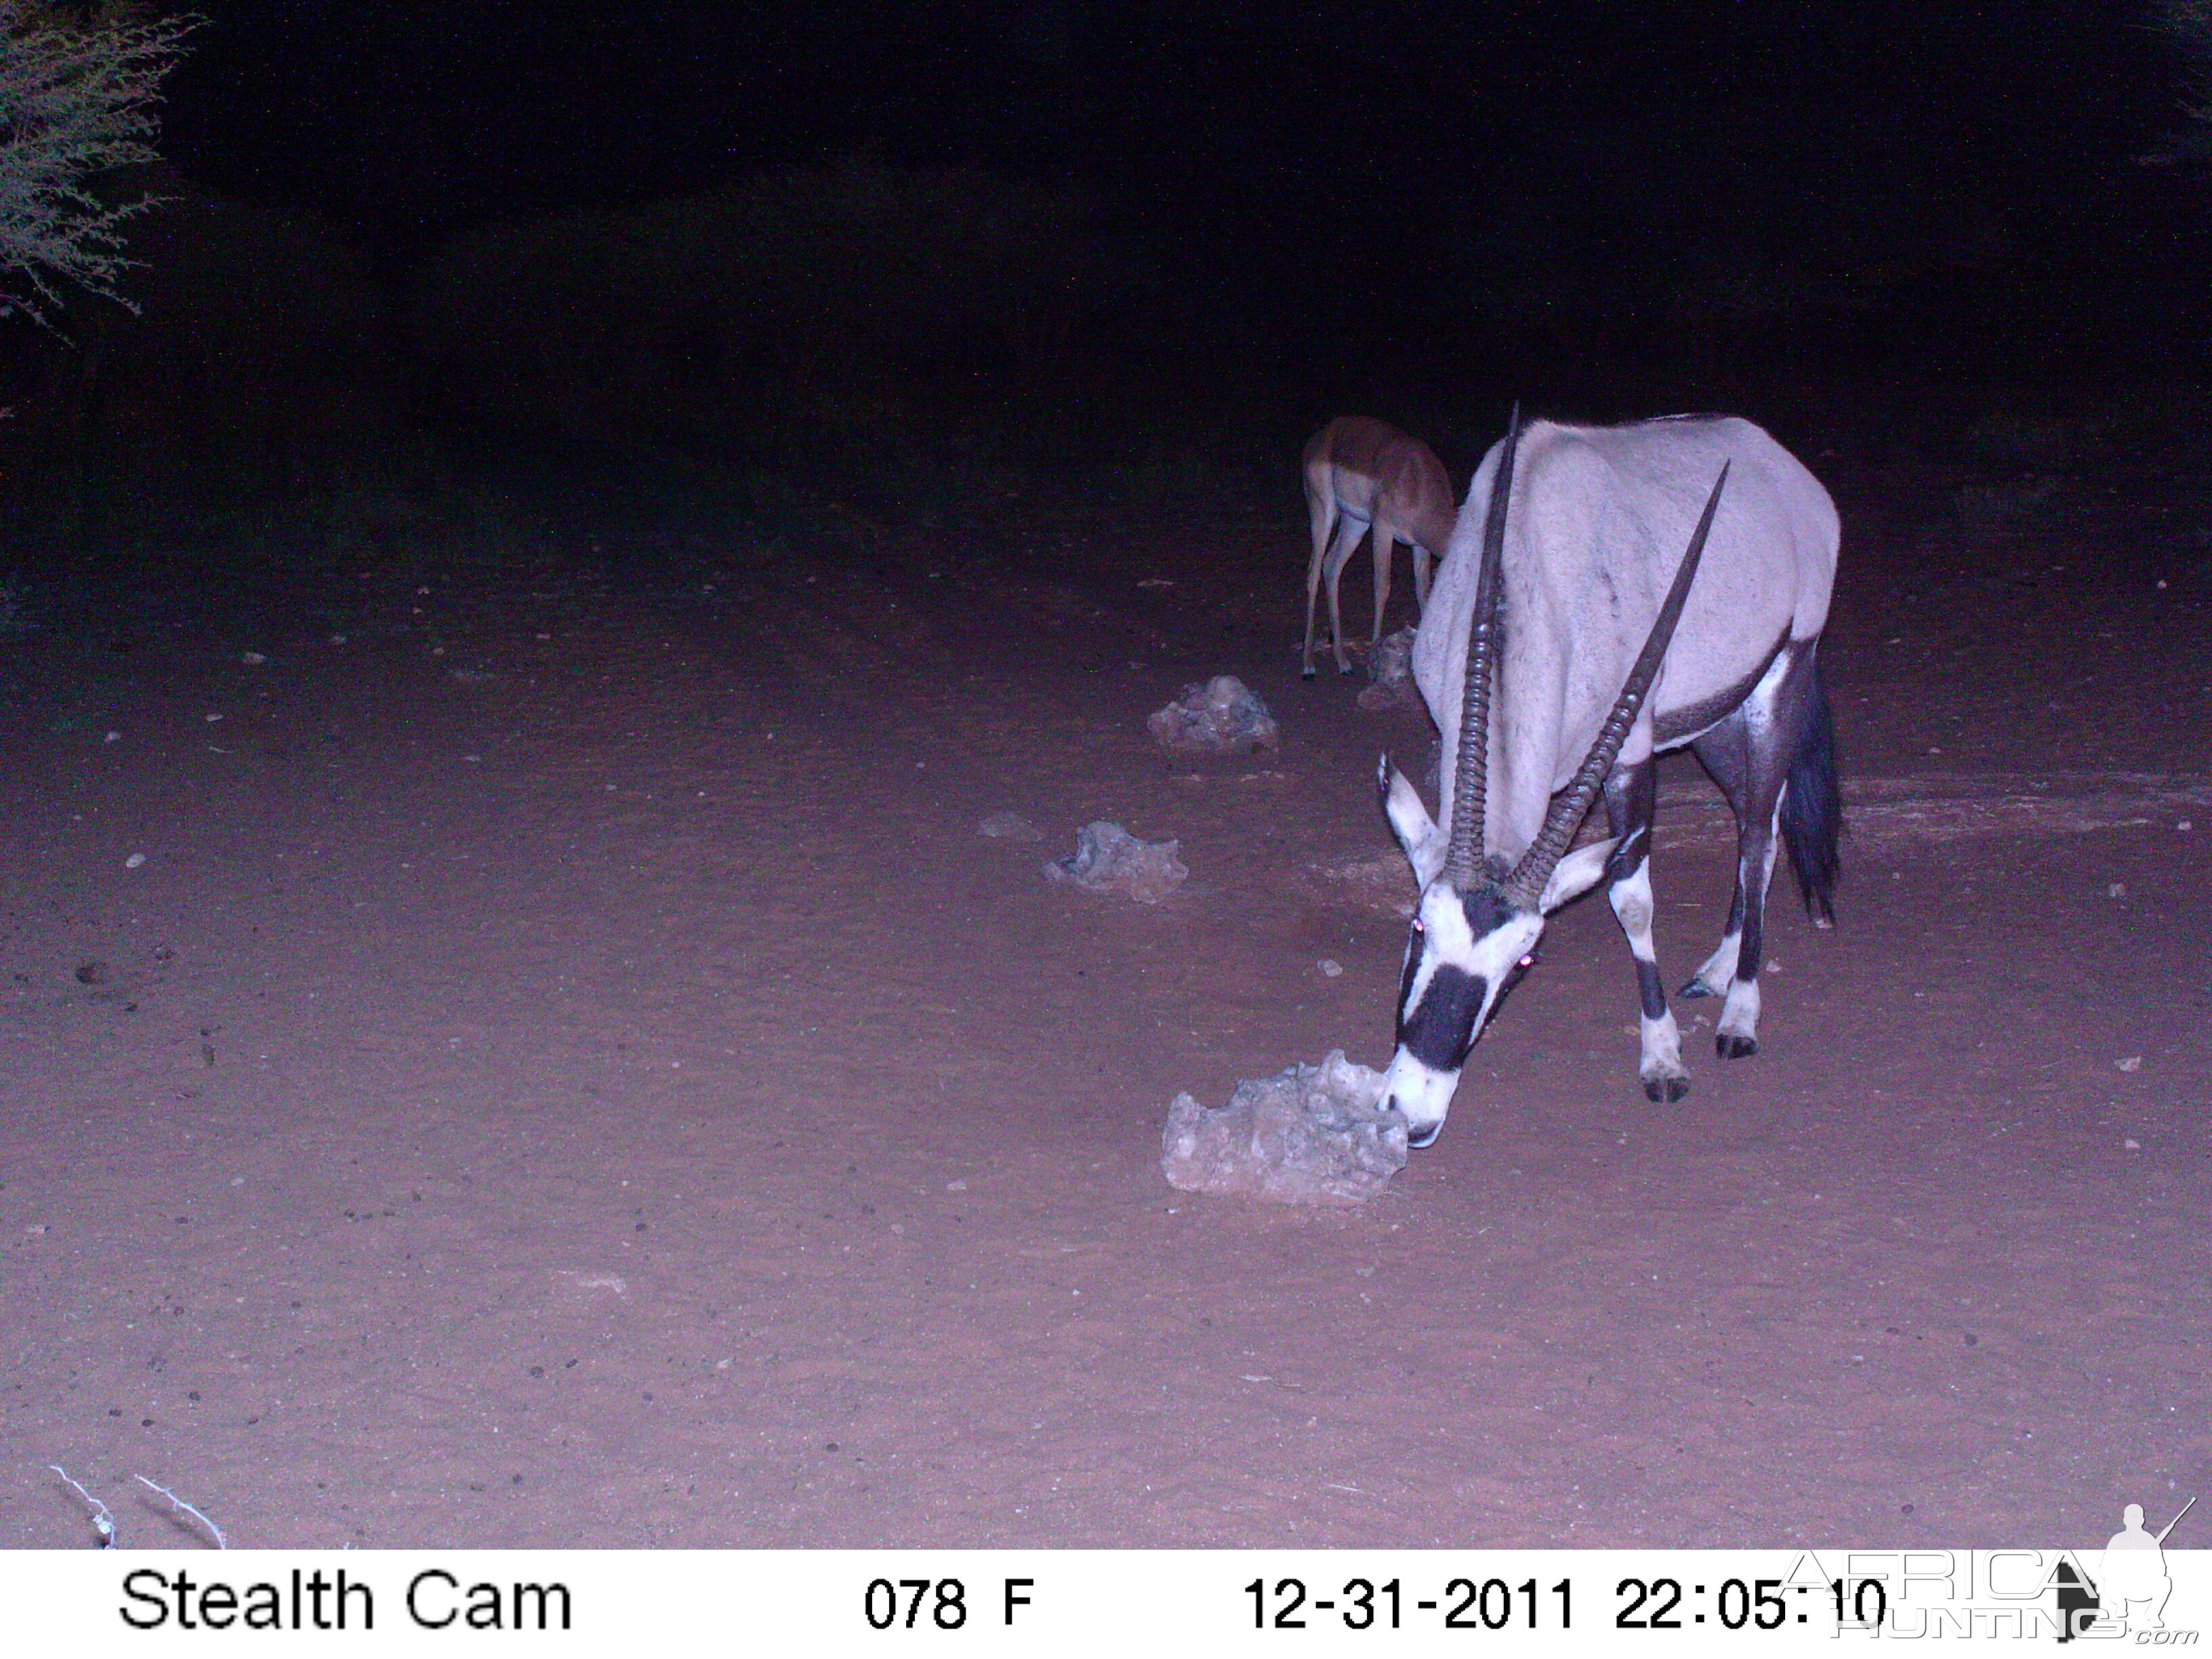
[[1, 438, 2207, 1550]]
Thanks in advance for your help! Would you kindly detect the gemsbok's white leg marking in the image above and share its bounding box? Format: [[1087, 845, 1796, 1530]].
[[1608, 852, 1688, 1101], [1685, 931, 1740, 1000], [1713, 795, 1784, 1052]]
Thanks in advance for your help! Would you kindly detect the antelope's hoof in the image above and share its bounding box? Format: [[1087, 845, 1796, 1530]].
[[1643, 1073, 1691, 1105], [1338, 663, 1356, 677], [1679, 975, 1719, 999], [1716, 1033, 1758, 1060]]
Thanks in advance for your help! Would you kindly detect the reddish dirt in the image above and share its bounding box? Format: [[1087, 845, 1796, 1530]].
[[2, 447, 2208, 1549]]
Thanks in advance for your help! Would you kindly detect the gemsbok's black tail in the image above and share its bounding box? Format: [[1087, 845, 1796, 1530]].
[[1780, 651, 1841, 924]]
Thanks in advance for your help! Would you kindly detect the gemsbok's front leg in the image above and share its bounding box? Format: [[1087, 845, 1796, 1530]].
[[1603, 760, 1689, 1102]]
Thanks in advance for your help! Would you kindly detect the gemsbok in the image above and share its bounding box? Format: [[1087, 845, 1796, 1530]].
[[1302, 416, 1458, 678], [1377, 411, 1841, 1145]]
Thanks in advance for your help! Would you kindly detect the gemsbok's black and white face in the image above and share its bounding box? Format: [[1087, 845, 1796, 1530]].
[[1376, 758, 1612, 1146], [1382, 876, 1543, 1146]]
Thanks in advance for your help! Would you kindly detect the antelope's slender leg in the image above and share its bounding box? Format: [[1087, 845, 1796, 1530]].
[[1603, 759, 1687, 1103], [1369, 523, 1395, 656], [1410, 544, 1433, 611], [1320, 512, 1367, 676], [1301, 485, 1337, 678]]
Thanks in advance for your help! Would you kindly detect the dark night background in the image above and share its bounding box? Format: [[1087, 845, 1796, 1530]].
[[2, 0, 2207, 558]]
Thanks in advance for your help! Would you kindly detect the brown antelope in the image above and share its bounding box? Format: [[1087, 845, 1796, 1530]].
[[1378, 411, 1842, 1143], [1301, 416, 1458, 678]]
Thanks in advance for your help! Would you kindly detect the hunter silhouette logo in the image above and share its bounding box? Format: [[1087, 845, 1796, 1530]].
[[2057, 1495, 2196, 1641]]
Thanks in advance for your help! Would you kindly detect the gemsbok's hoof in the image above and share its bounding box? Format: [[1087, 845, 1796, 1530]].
[[1679, 974, 1719, 999], [1716, 1033, 1757, 1059], [1643, 1073, 1691, 1104]]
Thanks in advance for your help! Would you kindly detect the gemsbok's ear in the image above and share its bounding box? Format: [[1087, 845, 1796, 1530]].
[[1378, 755, 1446, 887], [1538, 838, 1618, 914]]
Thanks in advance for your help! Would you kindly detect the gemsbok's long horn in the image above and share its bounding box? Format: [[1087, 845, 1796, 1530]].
[[1504, 462, 1730, 907], [1445, 406, 1523, 880]]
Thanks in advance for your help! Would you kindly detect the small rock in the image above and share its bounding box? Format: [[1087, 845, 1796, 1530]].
[[123, 853, 146, 869], [1356, 626, 1422, 712], [977, 811, 1043, 842], [240, 651, 267, 665], [1044, 821, 1187, 904], [2116, 1056, 2142, 1072], [1162, 1050, 1406, 1206], [2108, 882, 2126, 899], [2124, 1138, 2142, 1150], [1147, 675, 1279, 755], [1317, 958, 1343, 978]]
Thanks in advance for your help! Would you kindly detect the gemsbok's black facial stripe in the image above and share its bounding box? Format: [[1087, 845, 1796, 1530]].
[[1395, 941, 1422, 1020], [1401, 964, 1488, 1071], [1458, 885, 1518, 939]]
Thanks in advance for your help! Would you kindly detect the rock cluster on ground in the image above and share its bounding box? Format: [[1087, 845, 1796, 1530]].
[[1044, 821, 1187, 903], [1162, 1050, 1408, 1206], [1357, 626, 1422, 712], [1147, 674, 1280, 754]]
